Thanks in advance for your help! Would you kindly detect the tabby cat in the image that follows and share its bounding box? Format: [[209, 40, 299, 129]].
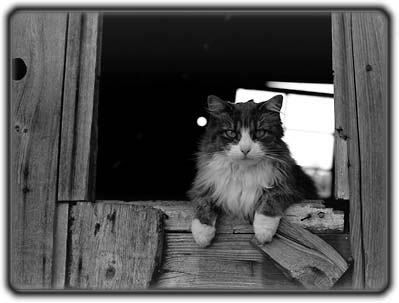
[[189, 95, 317, 247]]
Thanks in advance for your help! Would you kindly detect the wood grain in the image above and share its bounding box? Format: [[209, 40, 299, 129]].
[[332, 13, 351, 200], [66, 202, 164, 289], [331, 12, 365, 289], [351, 12, 388, 290], [154, 232, 350, 290], [252, 219, 349, 289], [98, 200, 344, 234], [10, 12, 67, 290], [58, 12, 102, 201], [52, 202, 70, 289], [156, 233, 300, 289], [332, 12, 389, 290], [67, 201, 349, 290], [334, 139, 350, 199]]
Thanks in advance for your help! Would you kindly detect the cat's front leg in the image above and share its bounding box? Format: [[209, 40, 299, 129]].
[[253, 212, 281, 243], [254, 187, 298, 244], [191, 199, 218, 247]]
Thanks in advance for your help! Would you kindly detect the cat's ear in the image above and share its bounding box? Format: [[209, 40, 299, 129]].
[[258, 95, 283, 113], [207, 95, 229, 114]]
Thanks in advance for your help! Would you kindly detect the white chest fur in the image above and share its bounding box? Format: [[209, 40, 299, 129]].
[[196, 154, 277, 217]]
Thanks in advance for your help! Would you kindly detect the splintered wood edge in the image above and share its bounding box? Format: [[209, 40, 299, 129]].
[[251, 237, 339, 289], [278, 219, 348, 272], [251, 219, 349, 289], [95, 200, 344, 234]]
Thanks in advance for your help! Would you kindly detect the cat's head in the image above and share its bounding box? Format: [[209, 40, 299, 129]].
[[200, 94, 286, 164]]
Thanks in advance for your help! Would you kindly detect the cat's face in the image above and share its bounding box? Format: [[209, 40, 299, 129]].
[[200, 95, 285, 164]]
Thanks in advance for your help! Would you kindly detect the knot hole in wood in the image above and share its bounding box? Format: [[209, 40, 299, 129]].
[[12, 58, 27, 80]]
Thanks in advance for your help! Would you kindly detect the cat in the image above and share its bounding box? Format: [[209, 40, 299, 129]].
[[189, 94, 318, 247]]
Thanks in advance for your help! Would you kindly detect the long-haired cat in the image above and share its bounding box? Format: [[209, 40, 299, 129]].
[[189, 94, 318, 247]]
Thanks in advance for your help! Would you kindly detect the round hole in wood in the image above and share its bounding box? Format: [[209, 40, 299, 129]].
[[12, 58, 27, 80]]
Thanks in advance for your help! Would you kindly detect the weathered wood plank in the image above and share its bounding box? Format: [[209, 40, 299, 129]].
[[154, 232, 351, 290], [58, 12, 102, 201], [284, 202, 344, 233], [252, 219, 348, 289], [98, 200, 344, 233], [65, 201, 349, 290], [52, 203, 70, 289], [334, 139, 350, 199], [156, 233, 299, 289], [351, 11, 388, 290], [10, 12, 67, 290], [67, 203, 164, 289], [331, 12, 365, 289], [277, 219, 348, 272], [332, 13, 351, 200]]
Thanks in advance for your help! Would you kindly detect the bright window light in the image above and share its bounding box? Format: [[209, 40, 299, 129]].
[[283, 94, 334, 134], [284, 130, 334, 170], [265, 81, 334, 94]]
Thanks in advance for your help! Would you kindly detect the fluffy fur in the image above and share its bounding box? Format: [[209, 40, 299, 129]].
[[194, 152, 275, 218], [191, 218, 216, 248], [253, 213, 281, 243], [189, 95, 318, 247]]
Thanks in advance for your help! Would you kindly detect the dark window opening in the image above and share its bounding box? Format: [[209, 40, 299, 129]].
[[96, 13, 333, 201]]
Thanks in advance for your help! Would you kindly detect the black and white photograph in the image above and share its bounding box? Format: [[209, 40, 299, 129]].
[[8, 8, 389, 292]]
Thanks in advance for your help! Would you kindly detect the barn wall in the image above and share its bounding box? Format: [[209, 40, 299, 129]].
[[10, 12, 68, 289], [10, 11, 102, 290], [332, 11, 388, 290]]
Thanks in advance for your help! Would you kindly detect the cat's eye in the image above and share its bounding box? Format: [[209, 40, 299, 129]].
[[255, 129, 268, 138], [224, 130, 236, 138]]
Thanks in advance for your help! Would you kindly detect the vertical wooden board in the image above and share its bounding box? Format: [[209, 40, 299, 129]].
[[332, 12, 351, 200], [351, 12, 388, 290], [67, 203, 164, 289], [10, 12, 67, 289], [334, 140, 350, 199], [58, 12, 102, 201], [331, 12, 365, 289], [52, 202, 70, 289]]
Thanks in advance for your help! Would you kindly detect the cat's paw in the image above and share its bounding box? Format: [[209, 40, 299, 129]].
[[191, 218, 216, 248], [253, 213, 281, 244]]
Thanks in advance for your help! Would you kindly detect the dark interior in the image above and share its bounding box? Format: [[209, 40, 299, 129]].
[[96, 12, 333, 201]]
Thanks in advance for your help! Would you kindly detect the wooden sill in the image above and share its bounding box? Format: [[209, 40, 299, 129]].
[[96, 199, 345, 234]]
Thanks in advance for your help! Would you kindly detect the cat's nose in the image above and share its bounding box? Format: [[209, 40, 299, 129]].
[[240, 147, 251, 155]]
